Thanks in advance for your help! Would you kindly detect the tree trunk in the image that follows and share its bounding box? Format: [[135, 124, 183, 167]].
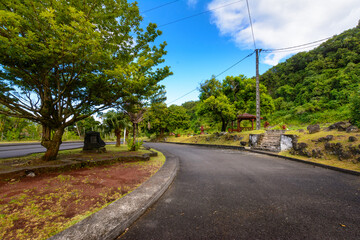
[[221, 119, 227, 132], [41, 125, 64, 161], [115, 128, 121, 147], [131, 122, 137, 151]]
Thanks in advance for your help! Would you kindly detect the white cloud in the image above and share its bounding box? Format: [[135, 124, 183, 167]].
[[187, 0, 199, 8], [208, 0, 360, 65]]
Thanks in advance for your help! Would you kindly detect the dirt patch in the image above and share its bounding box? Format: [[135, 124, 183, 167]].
[[0, 148, 165, 240]]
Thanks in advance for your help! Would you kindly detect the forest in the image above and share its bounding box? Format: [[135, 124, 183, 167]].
[[1, 22, 360, 141]]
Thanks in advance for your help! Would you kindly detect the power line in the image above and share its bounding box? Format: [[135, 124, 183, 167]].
[[245, 0, 257, 50], [141, 0, 180, 14], [167, 51, 255, 104], [263, 37, 332, 53], [214, 51, 255, 78], [159, 0, 244, 28]]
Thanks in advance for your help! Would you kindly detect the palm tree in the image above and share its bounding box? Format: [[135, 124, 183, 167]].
[[102, 111, 130, 147]]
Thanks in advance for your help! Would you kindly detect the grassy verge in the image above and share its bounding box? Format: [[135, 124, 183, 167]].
[[0, 146, 165, 240]]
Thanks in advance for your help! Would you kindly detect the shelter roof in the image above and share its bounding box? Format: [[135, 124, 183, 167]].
[[237, 113, 263, 120]]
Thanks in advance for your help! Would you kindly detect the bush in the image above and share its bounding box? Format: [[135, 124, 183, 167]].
[[350, 93, 360, 127], [127, 138, 143, 151]]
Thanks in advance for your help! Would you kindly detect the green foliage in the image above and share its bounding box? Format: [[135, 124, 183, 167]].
[[197, 93, 236, 132], [222, 75, 275, 115], [127, 138, 143, 151], [350, 92, 360, 127], [143, 103, 190, 135], [0, 0, 171, 160], [260, 24, 360, 124]]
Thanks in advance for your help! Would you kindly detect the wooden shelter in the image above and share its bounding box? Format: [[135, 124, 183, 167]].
[[228, 113, 262, 132]]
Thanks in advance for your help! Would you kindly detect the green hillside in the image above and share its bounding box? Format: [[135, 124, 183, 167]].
[[261, 22, 360, 125]]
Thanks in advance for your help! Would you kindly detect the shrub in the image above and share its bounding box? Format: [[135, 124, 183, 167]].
[[127, 138, 143, 151], [350, 93, 360, 127]]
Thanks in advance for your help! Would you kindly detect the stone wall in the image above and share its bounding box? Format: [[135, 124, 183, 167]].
[[280, 134, 298, 151]]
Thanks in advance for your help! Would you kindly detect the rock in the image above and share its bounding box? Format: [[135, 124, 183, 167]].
[[315, 135, 333, 142], [240, 141, 247, 146], [325, 142, 343, 154], [292, 142, 311, 157], [348, 145, 360, 155], [294, 142, 308, 151], [338, 122, 352, 131], [349, 136, 358, 142], [328, 121, 352, 131], [325, 142, 353, 160], [339, 152, 352, 160], [346, 125, 359, 133], [298, 129, 305, 133], [312, 149, 323, 158], [352, 158, 359, 164], [26, 171, 36, 177], [307, 124, 320, 134]]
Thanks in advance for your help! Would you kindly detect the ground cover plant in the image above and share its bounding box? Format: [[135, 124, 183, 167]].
[[0, 146, 165, 239]]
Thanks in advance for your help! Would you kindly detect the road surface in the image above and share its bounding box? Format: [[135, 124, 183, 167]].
[[122, 143, 360, 240], [0, 142, 115, 159]]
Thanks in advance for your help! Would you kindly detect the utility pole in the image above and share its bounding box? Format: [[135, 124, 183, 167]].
[[256, 49, 261, 130]]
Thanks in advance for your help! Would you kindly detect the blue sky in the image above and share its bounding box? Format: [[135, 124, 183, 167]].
[[134, 0, 360, 106]]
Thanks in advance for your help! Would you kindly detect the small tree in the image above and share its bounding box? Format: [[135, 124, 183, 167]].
[[102, 111, 130, 147], [197, 94, 236, 132]]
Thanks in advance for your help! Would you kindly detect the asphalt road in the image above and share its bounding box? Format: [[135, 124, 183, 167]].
[[122, 143, 360, 240], [0, 142, 115, 159]]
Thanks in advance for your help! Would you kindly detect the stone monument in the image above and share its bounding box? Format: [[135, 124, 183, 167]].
[[83, 131, 106, 153]]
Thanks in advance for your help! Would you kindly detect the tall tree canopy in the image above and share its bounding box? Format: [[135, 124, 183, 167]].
[[0, 0, 171, 159], [197, 78, 236, 132], [222, 75, 275, 116]]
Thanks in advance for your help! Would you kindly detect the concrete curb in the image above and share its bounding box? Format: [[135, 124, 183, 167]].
[[164, 142, 360, 176], [48, 147, 179, 240]]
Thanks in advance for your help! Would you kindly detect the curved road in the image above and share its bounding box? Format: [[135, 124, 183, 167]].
[[122, 143, 360, 239]]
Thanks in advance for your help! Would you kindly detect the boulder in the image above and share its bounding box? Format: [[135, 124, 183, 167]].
[[348, 145, 360, 155], [328, 121, 351, 131], [291, 142, 311, 157], [312, 149, 323, 158], [346, 125, 359, 133], [325, 142, 353, 160], [240, 141, 247, 146], [294, 142, 308, 151], [314, 135, 333, 143], [349, 136, 358, 142], [307, 124, 320, 134]]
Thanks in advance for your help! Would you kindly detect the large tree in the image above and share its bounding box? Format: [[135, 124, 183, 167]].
[[222, 75, 275, 116], [198, 78, 236, 131], [0, 0, 169, 160]]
